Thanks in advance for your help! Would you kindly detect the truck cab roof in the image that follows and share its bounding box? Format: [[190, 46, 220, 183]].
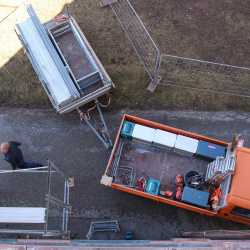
[[228, 147, 250, 208]]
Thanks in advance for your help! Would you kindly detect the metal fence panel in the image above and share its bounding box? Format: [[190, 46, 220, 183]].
[[159, 54, 250, 98], [110, 0, 161, 91]]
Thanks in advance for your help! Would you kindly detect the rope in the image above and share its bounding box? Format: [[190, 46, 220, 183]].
[[86, 104, 97, 121], [77, 103, 97, 122], [54, 14, 69, 22], [98, 95, 111, 108]]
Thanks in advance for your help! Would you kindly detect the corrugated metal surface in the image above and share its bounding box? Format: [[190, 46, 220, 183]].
[[16, 5, 113, 114], [16, 5, 79, 109]]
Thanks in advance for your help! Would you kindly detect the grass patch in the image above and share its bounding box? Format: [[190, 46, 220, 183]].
[[1, 0, 250, 110]]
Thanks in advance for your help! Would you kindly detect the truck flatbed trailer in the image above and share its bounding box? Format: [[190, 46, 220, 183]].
[[113, 139, 208, 191], [16, 5, 113, 147], [102, 114, 250, 226]]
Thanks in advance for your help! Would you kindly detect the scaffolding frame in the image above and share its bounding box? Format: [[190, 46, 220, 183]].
[[0, 160, 71, 237]]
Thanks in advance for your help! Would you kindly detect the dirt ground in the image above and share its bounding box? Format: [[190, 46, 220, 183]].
[[1, 0, 250, 110]]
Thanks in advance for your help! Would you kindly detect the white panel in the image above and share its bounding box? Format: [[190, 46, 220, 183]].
[[132, 124, 155, 143], [0, 207, 46, 224], [153, 129, 177, 148], [175, 135, 199, 154], [18, 18, 75, 105]]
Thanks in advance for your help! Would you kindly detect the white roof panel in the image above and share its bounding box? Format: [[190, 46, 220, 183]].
[[0, 207, 46, 224], [17, 18, 76, 105], [132, 124, 155, 143], [153, 129, 177, 148], [175, 135, 199, 154]]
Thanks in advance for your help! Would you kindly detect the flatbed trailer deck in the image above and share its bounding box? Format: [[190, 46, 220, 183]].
[[111, 138, 208, 191], [16, 5, 113, 148], [44, 17, 109, 106], [102, 114, 250, 225]]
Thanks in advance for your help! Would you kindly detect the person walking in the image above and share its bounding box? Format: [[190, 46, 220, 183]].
[[0, 141, 43, 170]]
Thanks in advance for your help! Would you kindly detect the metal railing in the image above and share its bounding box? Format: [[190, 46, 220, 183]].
[[159, 54, 250, 98], [103, 0, 250, 98], [0, 160, 71, 237], [109, 0, 161, 91]]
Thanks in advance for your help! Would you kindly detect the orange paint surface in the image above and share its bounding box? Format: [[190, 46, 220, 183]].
[[103, 114, 250, 226]]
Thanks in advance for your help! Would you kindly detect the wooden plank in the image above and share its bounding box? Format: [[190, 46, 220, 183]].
[[0, 207, 46, 224]]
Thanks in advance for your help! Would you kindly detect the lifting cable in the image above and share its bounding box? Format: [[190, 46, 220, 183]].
[[78, 94, 111, 121], [98, 94, 111, 108], [77, 103, 97, 122]]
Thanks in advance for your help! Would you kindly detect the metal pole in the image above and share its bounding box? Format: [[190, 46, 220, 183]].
[[62, 180, 67, 233], [49, 160, 66, 178], [61, 178, 70, 236], [45, 195, 70, 209], [162, 54, 250, 71], [44, 160, 71, 237], [78, 104, 113, 149], [44, 160, 52, 235], [96, 101, 113, 147], [0, 166, 49, 174], [65, 178, 70, 235], [83, 116, 111, 149]]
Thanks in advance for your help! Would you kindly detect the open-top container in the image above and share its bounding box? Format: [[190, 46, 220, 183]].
[[16, 5, 114, 147]]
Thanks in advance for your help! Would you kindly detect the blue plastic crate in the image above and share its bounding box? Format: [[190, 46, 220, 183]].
[[121, 121, 135, 139], [196, 141, 226, 160], [146, 178, 160, 195], [182, 186, 209, 208]]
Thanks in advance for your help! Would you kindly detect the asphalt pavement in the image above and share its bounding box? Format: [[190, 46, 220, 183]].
[[0, 108, 249, 240]]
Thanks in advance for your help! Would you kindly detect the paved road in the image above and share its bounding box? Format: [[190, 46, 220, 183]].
[[0, 109, 249, 240]]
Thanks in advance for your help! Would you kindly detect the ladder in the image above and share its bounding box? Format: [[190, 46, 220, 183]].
[[205, 155, 236, 181]]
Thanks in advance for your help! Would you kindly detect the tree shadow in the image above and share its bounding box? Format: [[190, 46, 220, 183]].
[[1, 0, 250, 110]]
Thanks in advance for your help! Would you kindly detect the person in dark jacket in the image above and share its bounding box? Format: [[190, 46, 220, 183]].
[[0, 141, 43, 170]]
